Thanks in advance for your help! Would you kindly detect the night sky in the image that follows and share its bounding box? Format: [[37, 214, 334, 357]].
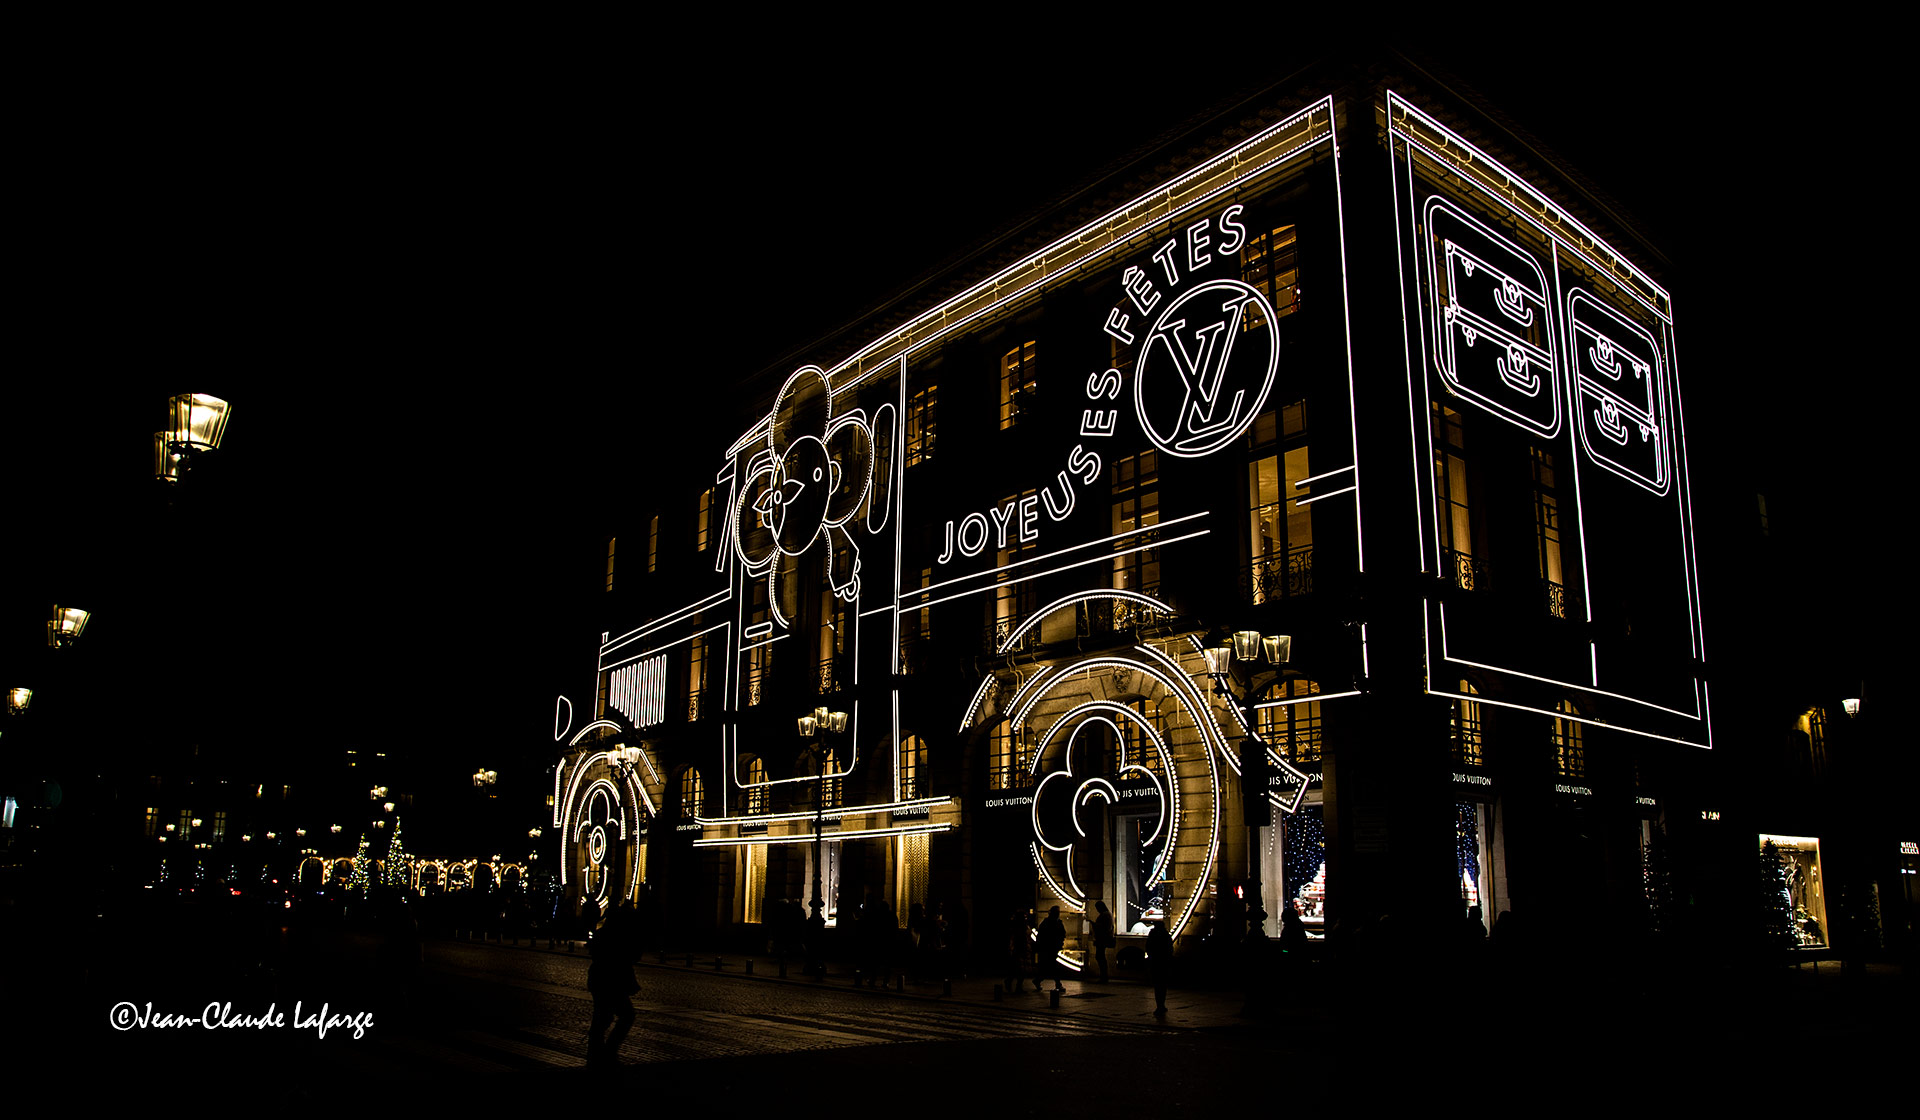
[[11, 32, 1884, 848]]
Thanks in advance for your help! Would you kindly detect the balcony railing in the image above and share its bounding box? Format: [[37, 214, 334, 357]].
[[1249, 544, 1314, 603], [1442, 548, 1486, 592]]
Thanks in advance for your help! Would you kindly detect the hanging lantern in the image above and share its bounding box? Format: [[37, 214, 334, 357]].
[[47, 606, 91, 648]]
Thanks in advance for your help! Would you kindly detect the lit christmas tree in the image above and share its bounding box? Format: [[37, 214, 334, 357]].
[[1759, 839, 1794, 951], [348, 832, 372, 894], [384, 817, 413, 891]]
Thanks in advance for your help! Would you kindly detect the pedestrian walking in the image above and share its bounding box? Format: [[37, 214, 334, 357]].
[[1036, 905, 1067, 992], [585, 900, 641, 1068], [1090, 900, 1115, 982], [1145, 919, 1173, 1015]]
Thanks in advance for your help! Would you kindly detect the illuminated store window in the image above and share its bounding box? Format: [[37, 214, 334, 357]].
[[1248, 404, 1311, 603], [1432, 402, 1478, 590], [1111, 451, 1161, 612], [905, 385, 937, 467], [1552, 700, 1585, 779], [604, 536, 616, 592], [900, 735, 929, 799], [897, 833, 930, 926], [999, 340, 1038, 428], [687, 631, 708, 721], [745, 757, 767, 815], [696, 488, 713, 552], [648, 515, 659, 574], [1450, 681, 1484, 767], [679, 768, 703, 820], [1532, 448, 1566, 618], [1760, 834, 1828, 948], [1240, 222, 1301, 326], [1256, 679, 1321, 767], [741, 844, 765, 924]]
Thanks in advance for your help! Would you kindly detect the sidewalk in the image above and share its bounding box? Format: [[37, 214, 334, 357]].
[[490, 933, 1257, 1031]]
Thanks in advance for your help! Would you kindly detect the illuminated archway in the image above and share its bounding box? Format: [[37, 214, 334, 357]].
[[974, 602, 1227, 941]]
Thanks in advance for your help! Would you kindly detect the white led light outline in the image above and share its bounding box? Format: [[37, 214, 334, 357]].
[[1387, 92, 1670, 322], [633, 101, 1323, 466], [600, 588, 730, 657], [1329, 104, 1367, 575], [702, 795, 954, 829], [959, 676, 998, 735], [914, 511, 1210, 600], [1015, 648, 1220, 940], [1438, 684, 1711, 751], [919, 529, 1210, 614], [1566, 287, 1671, 496], [691, 822, 953, 848], [1132, 279, 1280, 459], [995, 588, 1172, 656], [1391, 94, 1705, 743], [1421, 195, 1561, 439], [1435, 603, 1704, 725], [1292, 485, 1356, 507]]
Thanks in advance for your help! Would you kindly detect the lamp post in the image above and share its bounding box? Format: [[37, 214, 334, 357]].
[[1202, 629, 1295, 941], [155, 393, 232, 483], [796, 706, 848, 931], [46, 606, 91, 649]]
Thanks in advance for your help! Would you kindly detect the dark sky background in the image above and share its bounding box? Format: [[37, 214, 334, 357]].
[[10, 31, 1884, 847]]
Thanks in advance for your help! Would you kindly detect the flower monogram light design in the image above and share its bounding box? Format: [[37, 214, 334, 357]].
[[732, 366, 876, 605], [1030, 706, 1170, 908]]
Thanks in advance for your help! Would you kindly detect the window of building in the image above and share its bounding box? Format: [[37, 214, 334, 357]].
[[900, 735, 929, 799], [1115, 701, 1164, 779], [1553, 700, 1585, 780], [745, 757, 767, 815], [1111, 451, 1161, 606], [1432, 402, 1478, 589], [212, 810, 227, 843], [604, 536, 616, 592], [144, 806, 157, 838], [990, 721, 1031, 790], [999, 340, 1038, 428], [1532, 447, 1566, 618], [1248, 404, 1312, 603], [901, 568, 932, 672], [905, 384, 937, 467], [817, 589, 846, 695], [679, 768, 703, 819], [992, 490, 1038, 652], [1451, 681, 1484, 767], [822, 748, 844, 810], [687, 632, 708, 721], [1256, 679, 1322, 768], [1240, 222, 1301, 325], [745, 581, 771, 707], [696, 488, 713, 552], [648, 515, 660, 573]]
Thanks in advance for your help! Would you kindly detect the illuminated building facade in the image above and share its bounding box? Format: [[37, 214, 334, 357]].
[[553, 62, 1722, 957]]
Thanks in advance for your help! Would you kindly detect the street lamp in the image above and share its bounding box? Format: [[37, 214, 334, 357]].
[[796, 706, 848, 930], [47, 605, 91, 648], [1202, 628, 1296, 941], [156, 393, 232, 482], [5, 687, 29, 715]]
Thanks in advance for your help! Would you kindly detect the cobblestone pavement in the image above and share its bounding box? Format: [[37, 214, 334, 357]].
[[353, 938, 1195, 1077]]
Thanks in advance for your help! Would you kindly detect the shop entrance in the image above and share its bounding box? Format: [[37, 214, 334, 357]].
[[1112, 810, 1170, 934]]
